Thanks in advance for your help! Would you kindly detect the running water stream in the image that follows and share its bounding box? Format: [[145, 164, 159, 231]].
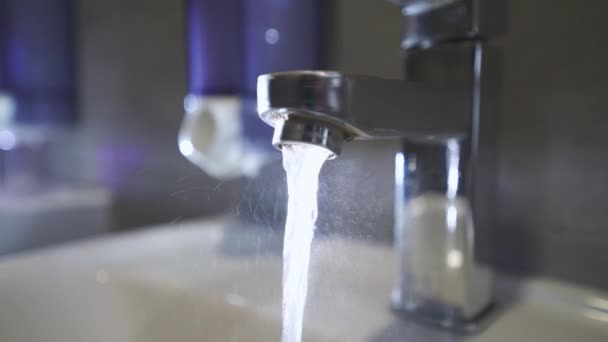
[[281, 145, 331, 342]]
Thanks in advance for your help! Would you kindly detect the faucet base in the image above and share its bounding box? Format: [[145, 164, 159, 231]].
[[390, 293, 496, 333]]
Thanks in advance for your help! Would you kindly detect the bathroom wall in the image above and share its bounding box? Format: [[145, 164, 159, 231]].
[[494, 0, 608, 289]]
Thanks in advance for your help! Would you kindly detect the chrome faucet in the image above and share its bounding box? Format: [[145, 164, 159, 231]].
[[257, 0, 505, 330]]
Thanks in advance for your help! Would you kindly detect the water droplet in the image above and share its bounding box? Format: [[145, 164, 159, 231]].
[[265, 28, 280, 45]]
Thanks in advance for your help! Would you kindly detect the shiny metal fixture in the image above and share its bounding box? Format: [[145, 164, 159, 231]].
[[257, 0, 504, 330], [270, 117, 344, 159]]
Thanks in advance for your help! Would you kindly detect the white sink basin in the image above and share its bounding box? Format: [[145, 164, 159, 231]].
[[0, 218, 607, 341]]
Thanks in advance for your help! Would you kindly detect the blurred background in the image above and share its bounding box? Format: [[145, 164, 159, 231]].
[[0, 0, 607, 293]]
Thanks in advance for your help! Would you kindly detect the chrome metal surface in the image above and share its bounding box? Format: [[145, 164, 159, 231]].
[[271, 117, 344, 159], [395, 41, 501, 328], [256, 0, 504, 330], [392, 0, 507, 49], [392, 136, 493, 329], [257, 68, 471, 139]]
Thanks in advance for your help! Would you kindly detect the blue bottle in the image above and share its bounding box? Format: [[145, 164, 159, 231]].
[[0, 0, 77, 129], [242, 0, 324, 144]]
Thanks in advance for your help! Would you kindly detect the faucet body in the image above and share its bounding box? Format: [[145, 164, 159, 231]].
[[257, 0, 504, 329]]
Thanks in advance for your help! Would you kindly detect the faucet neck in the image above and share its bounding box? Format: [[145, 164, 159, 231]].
[[396, 0, 506, 51]]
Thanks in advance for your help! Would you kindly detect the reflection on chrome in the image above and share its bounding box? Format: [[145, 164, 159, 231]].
[[447, 249, 463, 269], [446, 139, 460, 200], [446, 204, 458, 232]]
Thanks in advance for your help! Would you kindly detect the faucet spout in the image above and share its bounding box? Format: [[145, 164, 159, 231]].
[[271, 116, 345, 159], [257, 70, 471, 157]]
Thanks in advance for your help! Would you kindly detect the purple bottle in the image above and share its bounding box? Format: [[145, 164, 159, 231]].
[[242, 0, 324, 143], [0, 0, 77, 127], [185, 0, 243, 96]]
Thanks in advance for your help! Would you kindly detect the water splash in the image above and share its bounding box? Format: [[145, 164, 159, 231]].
[[281, 145, 330, 342]]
